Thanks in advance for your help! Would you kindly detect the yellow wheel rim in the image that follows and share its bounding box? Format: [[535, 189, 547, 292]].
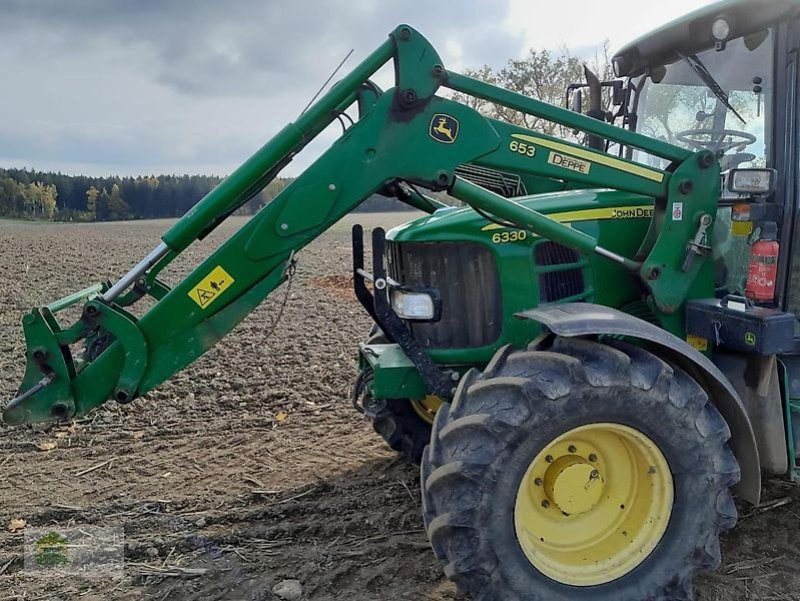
[[411, 395, 443, 425], [514, 423, 673, 586]]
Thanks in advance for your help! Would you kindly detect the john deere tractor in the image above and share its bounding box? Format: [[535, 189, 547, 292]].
[[6, 0, 800, 598]]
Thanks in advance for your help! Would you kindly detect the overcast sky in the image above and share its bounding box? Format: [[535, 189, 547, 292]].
[[0, 0, 715, 178]]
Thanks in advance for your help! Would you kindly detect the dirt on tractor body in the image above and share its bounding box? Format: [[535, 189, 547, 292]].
[[0, 214, 799, 601]]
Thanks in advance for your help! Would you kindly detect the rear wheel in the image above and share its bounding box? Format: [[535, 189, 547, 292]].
[[421, 337, 739, 600], [360, 331, 442, 463]]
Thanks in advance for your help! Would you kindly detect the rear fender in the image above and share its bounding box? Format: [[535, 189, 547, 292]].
[[517, 302, 761, 505]]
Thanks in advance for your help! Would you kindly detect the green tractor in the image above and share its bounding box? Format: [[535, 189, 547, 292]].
[[6, 0, 800, 598]]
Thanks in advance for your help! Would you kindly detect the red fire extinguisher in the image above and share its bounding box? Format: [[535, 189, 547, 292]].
[[746, 222, 779, 302]]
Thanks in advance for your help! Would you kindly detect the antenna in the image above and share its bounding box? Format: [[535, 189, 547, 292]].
[[300, 49, 355, 116]]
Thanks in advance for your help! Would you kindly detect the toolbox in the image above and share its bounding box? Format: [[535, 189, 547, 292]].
[[685, 296, 796, 355]]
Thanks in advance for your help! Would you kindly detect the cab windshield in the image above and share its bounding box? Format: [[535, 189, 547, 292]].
[[634, 29, 773, 172], [633, 30, 774, 295]]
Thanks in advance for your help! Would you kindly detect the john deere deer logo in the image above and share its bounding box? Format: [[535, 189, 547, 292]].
[[429, 114, 459, 144]]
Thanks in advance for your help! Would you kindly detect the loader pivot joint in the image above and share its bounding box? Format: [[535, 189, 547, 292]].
[[399, 89, 418, 108]]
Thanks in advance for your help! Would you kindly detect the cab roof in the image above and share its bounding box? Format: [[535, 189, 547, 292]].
[[612, 0, 800, 77]]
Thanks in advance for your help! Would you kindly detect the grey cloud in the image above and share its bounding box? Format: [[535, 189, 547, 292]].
[[1, 0, 519, 98], [0, 0, 525, 176]]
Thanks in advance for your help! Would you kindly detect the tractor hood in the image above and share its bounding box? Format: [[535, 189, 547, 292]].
[[387, 188, 653, 244]]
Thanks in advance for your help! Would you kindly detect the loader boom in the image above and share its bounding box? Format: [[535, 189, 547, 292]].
[[3, 25, 720, 425]]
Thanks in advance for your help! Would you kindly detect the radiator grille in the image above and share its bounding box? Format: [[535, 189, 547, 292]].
[[453, 164, 527, 198], [387, 241, 502, 349]]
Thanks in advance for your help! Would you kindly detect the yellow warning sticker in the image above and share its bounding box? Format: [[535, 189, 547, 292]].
[[188, 265, 235, 309], [686, 334, 709, 352]]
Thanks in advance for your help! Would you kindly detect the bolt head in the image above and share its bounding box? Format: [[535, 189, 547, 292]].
[[568, 445, 577, 453], [647, 266, 662, 281], [328, 183, 336, 191], [280, 223, 288, 231], [541, 500, 551, 509], [545, 455, 554, 463], [435, 171, 451, 186]]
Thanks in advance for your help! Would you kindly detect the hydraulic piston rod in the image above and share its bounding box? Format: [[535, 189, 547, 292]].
[[102, 243, 170, 302]]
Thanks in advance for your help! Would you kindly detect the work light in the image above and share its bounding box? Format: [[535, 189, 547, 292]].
[[712, 17, 731, 41], [728, 168, 776, 195]]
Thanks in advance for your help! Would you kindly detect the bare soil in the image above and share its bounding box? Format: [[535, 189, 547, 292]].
[[0, 213, 799, 601]]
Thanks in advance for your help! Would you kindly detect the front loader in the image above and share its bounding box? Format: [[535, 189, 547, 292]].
[[6, 0, 800, 598]]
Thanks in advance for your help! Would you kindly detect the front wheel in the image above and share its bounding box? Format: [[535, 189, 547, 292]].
[[421, 337, 739, 600]]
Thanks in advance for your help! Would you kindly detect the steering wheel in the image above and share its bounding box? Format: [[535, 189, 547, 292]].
[[675, 129, 756, 154]]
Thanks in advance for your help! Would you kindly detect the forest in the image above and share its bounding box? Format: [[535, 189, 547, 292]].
[[0, 168, 407, 222]]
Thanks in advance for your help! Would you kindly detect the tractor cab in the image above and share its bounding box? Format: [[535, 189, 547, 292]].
[[613, 0, 797, 311], [630, 28, 774, 298]]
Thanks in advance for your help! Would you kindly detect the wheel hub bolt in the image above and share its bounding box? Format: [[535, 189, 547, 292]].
[[588, 453, 598, 462], [541, 500, 551, 508], [568, 445, 577, 453], [545, 455, 554, 463], [534, 477, 543, 486]]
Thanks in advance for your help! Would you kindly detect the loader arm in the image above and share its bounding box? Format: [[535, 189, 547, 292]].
[[3, 25, 719, 425]]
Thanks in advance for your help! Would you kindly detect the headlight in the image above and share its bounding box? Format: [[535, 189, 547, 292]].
[[728, 168, 776, 196], [390, 288, 439, 321]]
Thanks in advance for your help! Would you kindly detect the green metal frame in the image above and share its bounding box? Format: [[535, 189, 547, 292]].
[[4, 24, 720, 425]]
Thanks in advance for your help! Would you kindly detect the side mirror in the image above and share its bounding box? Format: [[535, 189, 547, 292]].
[[571, 89, 583, 114]]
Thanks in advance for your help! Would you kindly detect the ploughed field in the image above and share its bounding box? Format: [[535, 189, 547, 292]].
[[0, 214, 798, 600]]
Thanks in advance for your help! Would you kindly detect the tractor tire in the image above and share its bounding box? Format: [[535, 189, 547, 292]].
[[361, 331, 439, 464], [372, 399, 433, 464], [421, 337, 739, 601]]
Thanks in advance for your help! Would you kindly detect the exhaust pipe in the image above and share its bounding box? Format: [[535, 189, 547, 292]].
[[583, 65, 605, 150]]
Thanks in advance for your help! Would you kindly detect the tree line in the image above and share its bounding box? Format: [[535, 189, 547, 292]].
[[0, 168, 226, 221], [0, 167, 410, 222]]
